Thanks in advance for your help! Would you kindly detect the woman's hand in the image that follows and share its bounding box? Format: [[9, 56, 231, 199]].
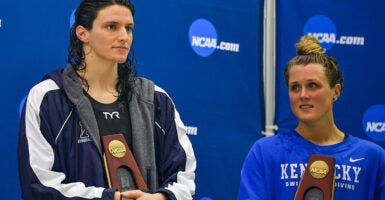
[[120, 190, 167, 200]]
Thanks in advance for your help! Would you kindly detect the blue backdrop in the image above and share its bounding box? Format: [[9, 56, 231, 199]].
[[133, 1, 264, 199], [0, 1, 80, 199]]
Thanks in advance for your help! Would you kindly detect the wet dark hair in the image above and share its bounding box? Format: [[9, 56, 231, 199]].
[[284, 35, 344, 91], [68, 0, 136, 102]]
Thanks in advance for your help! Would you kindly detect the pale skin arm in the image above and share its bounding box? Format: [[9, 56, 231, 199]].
[[114, 190, 167, 200]]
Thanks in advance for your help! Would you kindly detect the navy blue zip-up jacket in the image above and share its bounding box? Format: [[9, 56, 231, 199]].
[[18, 66, 196, 200]]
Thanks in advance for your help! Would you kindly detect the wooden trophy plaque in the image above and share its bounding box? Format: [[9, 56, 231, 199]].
[[102, 134, 148, 192], [294, 154, 335, 200]]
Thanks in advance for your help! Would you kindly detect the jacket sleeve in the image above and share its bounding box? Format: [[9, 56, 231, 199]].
[[17, 80, 115, 200], [153, 86, 196, 200]]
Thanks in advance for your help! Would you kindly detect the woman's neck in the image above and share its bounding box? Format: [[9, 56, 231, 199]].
[[79, 62, 119, 104], [295, 122, 345, 146]]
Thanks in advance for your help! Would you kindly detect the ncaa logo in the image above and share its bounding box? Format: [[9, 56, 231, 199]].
[[303, 15, 337, 51], [362, 104, 385, 142], [189, 19, 218, 57]]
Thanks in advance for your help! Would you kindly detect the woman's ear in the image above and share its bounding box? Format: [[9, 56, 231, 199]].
[[76, 25, 89, 43], [333, 83, 342, 101]]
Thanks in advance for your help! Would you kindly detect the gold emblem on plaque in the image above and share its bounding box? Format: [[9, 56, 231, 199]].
[[309, 160, 329, 179], [108, 140, 126, 158]]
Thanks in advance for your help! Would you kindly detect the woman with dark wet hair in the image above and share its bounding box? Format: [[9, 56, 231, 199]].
[[18, 1, 196, 199]]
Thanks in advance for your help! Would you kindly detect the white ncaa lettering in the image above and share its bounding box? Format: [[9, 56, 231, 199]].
[[366, 122, 385, 132], [191, 36, 217, 48], [309, 32, 336, 44]]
